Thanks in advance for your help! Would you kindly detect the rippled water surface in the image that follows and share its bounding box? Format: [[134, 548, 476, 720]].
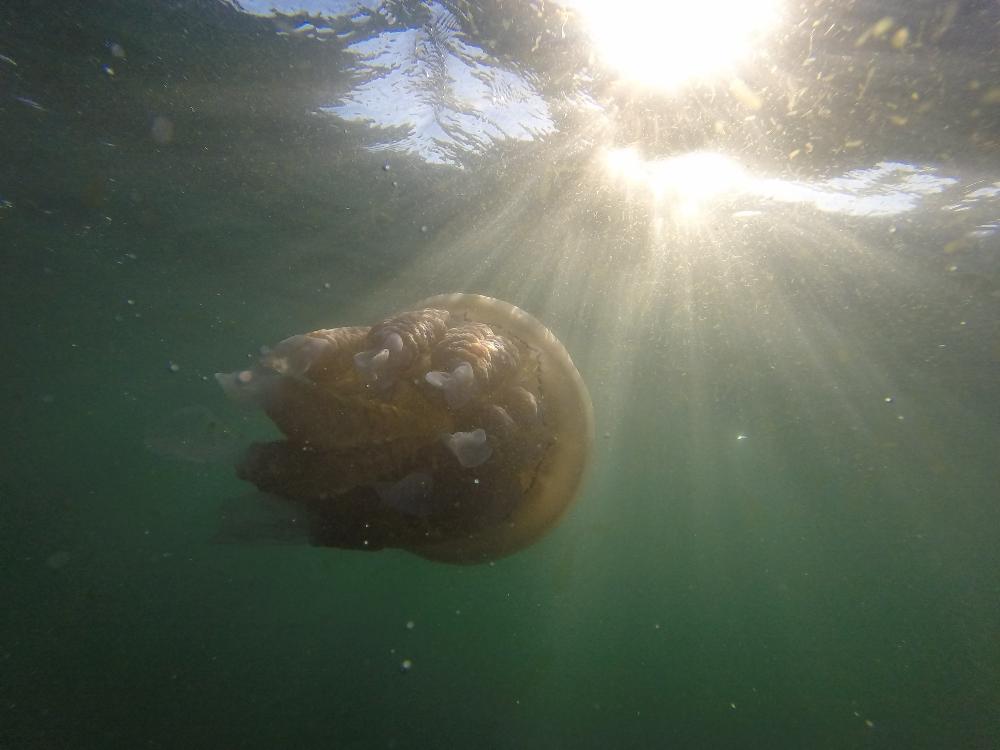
[[2, 1, 998, 747]]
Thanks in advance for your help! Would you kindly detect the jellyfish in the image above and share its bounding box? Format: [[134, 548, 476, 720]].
[[214, 294, 594, 564]]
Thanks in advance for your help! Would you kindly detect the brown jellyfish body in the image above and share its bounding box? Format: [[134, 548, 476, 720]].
[[215, 294, 594, 564]]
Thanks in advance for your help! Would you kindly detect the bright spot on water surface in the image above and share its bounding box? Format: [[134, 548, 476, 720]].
[[563, 0, 782, 89], [604, 149, 748, 218], [603, 149, 961, 222]]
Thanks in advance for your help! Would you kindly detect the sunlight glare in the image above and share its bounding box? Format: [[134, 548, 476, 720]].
[[565, 0, 781, 89], [604, 148, 749, 217]]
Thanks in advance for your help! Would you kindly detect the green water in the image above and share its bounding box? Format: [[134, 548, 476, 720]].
[[2, 1, 998, 748]]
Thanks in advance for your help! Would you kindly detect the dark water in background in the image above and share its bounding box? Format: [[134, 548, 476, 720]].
[[1, 1, 999, 748]]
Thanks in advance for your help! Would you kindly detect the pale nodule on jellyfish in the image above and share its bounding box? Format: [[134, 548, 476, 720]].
[[214, 294, 594, 564]]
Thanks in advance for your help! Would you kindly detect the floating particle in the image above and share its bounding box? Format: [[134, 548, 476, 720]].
[[399, 658, 413, 673], [420, 225, 428, 233], [167, 362, 181, 373], [729, 77, 762, 111], [151, 115, 174, 144], [883, 396, 894, 404], [856, 16, 894, 46], [109, 42, 126, 58], [14, 96, 45, 111], [382, 162, 391, 171], [405, 620, 415, 630]]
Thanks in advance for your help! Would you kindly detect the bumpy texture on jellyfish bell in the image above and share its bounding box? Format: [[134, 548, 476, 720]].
[[215, 294, 593, 564]]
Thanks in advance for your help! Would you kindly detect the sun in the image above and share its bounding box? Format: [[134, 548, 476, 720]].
[[563, 0, 782, 90]]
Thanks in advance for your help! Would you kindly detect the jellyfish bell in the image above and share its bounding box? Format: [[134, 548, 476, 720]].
[[215, 293, 594, 564]]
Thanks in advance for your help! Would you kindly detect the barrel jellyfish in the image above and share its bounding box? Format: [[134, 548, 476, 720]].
[[215, 294, 593, 564]]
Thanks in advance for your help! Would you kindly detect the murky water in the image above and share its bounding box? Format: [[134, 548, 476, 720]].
[[1, 1, 998, 747]]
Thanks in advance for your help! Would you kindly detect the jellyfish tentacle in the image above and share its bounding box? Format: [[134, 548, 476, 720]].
[[355, 308, 450, 387], [479, 404, 517, 440], [215, 368, 281, 406], [261, 376, 453, 450], [238, 435, 436, 501], [430, 323, 520, 396], [296, 326, 370, 385], [220, 326, 372, 407], [375, 472, 436, 517], [260, 334, 332, 378]]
